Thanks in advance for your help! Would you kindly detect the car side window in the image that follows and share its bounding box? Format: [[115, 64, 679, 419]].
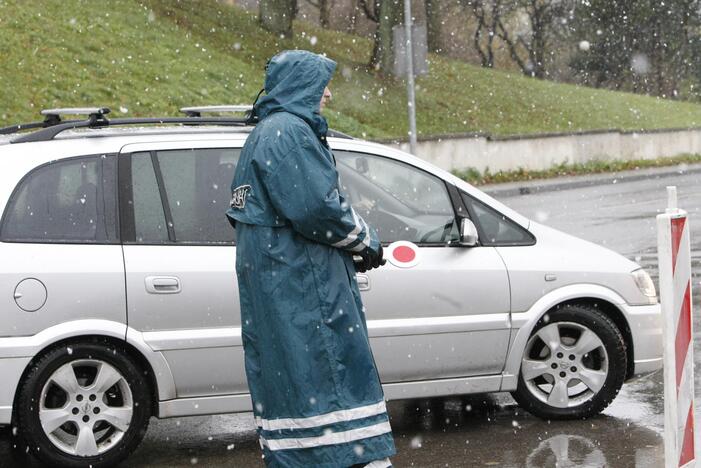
[[155, 148, 239, 244], [125, 148, 240, 244], [335, 151, 458, 244], [1, 155, 118, 243], [461, 192, 535, 246]]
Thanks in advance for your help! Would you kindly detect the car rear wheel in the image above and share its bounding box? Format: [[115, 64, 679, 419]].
[[511, 304, 627, 420], [15, 338, 152, 468]]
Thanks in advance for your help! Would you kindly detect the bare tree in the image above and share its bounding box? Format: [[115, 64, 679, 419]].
[[358, 0, 380, 22], [306, 0, 331, 28], [358, 0, 403, 74], [260, 0, 298, 37], [425, 0, 445, 53], [464, 0, 511, 68], [497, 0, 571, 78], [465, 0, 570, 77]]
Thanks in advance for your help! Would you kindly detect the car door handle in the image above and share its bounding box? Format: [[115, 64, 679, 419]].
[[145, 276, 181, 294], [356, 273, 370, 291]]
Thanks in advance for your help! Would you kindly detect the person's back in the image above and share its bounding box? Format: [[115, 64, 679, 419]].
[[227, 50, 395, 468]]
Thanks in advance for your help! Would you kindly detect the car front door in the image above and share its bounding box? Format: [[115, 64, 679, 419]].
[[334, 150, 512, 383], [118, 141, 245, 398]]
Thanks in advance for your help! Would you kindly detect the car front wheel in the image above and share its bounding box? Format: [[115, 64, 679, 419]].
[[511, 304, 627, 420], [15, 338, 152, 468]]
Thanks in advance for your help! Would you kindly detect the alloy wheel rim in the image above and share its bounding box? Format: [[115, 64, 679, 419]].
[[521, 321, 609, 409], [39, 359, 133, 456]]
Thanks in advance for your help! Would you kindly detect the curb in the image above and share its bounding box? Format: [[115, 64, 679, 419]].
[[480, 163, 701, 198]]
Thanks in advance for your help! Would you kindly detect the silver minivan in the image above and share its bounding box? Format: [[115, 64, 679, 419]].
[[0, 108, 661, 467]]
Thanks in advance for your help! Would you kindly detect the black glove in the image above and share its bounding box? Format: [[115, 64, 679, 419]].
[[372, 245, 386, 269], [353, 246, 386, 272], [353, 253, 371, 273]]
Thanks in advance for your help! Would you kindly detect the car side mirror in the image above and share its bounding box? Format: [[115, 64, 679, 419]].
[[459, 218, 479, 247]]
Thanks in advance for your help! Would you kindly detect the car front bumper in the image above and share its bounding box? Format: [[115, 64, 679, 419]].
[[624, 302, 663, 377]]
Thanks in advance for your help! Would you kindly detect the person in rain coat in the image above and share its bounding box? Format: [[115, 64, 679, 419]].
[[226, 50, 396, 468]]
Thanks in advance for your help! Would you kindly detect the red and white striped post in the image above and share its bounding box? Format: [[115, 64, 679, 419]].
[[657, 186, 696, 468]]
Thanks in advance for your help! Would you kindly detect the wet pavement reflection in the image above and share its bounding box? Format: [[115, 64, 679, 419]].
[[388, 395, 662, 467], [0, 394, 664, 467]]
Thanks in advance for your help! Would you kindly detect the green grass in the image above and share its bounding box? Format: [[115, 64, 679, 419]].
[[3, 0, 701, 139], [452, 154, 701, 185]]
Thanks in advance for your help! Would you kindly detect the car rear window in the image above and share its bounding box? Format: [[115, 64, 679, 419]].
[[1, 155, 119, 243]]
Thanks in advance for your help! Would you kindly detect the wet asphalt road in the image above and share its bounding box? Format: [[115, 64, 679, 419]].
[[2, 168, 700, 467]]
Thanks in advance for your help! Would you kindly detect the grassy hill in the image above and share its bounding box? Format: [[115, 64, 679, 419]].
[[3, 0, 701, 139]]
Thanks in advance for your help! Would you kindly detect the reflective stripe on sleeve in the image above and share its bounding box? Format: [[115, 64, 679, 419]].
[[347, 210, 373, 253], [259, 421, 392, 451], [357, 214, 372, 249], [255, 401, 387, 431], [365, 458, 392, 468], [331, 208, 365, 249]]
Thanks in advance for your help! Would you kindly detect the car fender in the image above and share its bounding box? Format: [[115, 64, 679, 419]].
[[0, 319, 176, 402], [501, 284, 627, 391]]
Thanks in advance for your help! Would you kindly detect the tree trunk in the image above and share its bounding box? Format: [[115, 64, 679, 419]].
[[531, 26, 546, 78], [425, 0, 443, 53], [529, 3, 547, 79], [319, 0, 331, 28], [470, 0, 501, 68], [348, 0, 359, 33], [259, 0, 297, 38], [369, 0, 404, 74]]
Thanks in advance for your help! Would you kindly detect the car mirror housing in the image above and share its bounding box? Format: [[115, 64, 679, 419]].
[[459, 218, 479, 247]]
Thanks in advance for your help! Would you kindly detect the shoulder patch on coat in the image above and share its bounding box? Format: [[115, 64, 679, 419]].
[[230, 185, 252, 209]]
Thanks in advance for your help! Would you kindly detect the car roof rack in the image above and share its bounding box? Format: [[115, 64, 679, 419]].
[[180, 105, 253, 117], [4, 107, 254, 144], [41, 107, 111, 121], [1, 106, 353, 144], [0, 107, 111, 136]]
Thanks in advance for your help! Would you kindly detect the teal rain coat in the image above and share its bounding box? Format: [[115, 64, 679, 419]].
[[226, 50, 396, 467]]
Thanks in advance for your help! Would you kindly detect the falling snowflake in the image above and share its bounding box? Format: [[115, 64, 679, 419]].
[[410, 436, 422, 449]]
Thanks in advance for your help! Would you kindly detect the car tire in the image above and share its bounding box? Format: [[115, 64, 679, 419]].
[[15, 338, 152, 468], [511, 303, 627, 420]]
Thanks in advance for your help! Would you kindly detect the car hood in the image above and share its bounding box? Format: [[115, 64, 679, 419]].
[[496, 221, 649, 310], [527, 221, 641, 273]]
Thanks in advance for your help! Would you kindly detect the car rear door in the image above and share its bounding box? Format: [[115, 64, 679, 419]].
[[0, 154, 125, 337], [118, 141, 245, 398], [334, 150, 512, 383]]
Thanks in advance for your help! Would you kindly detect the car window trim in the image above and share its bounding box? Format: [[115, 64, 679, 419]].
[[101, 155, 120, 242], [0, 153, 120, 245], [445, 182, 484, 248], [150, 151, 177, 242], [118, 152, 137, 243], [446, 183, 469, 221]]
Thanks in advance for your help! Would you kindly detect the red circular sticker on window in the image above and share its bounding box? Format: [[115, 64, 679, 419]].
[[386, 241, 420, 268]]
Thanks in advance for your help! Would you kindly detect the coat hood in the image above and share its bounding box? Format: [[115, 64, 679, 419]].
[[254, 50, 337, 138]]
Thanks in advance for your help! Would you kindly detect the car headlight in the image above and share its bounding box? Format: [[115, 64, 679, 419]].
[[632, 269, 657, 302]]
